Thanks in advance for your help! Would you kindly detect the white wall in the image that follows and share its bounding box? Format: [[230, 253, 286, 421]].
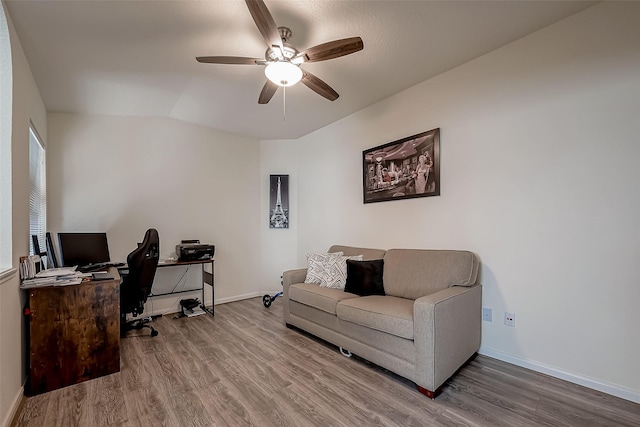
[[47, 114, 263, 313], [0, 1, 47, 425], [261, 2, 640, 402], [259, 139, 300, 295]]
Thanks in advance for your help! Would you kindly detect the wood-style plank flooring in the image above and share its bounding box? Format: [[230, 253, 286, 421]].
[[13, 297, 640, 426]]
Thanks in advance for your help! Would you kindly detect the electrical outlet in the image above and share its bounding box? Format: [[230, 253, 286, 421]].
[[504, 312, 515, 327], [482, 307, 492, 322]]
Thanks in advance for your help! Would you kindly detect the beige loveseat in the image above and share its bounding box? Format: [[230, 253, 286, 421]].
[[282, 245, 481, 397]]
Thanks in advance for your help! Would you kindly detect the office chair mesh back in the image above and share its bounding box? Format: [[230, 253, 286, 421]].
[[122, 228, 159, 316]]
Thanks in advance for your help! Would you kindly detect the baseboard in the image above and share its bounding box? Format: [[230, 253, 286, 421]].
[[214, 292, 272, 305], [479, 346, 640, 404], [2, 385, 24, 427]]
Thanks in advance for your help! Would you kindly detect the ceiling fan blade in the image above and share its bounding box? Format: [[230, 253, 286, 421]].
[[196, 56, 261, 65], [245, 0, 284, 52], [301, 37, 364, 63], [258, 80, 278, 104], [301, 71, 339, 101]]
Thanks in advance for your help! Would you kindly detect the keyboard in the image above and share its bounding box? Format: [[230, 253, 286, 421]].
[[77, 262, 110, 273], [91, 272, 114, 281], [78, 262, 126, 273]]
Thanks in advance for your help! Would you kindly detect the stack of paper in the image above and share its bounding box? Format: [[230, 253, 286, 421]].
[[20, 267, 88, 289]]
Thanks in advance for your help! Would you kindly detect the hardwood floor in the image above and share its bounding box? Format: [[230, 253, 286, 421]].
[[13, 297, 640, 427]]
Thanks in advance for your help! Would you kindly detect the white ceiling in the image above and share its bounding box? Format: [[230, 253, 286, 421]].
[[5, 0, 595, 140]]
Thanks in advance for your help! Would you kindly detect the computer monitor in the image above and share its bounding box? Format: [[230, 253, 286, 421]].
[[58, 232, 111, 267]]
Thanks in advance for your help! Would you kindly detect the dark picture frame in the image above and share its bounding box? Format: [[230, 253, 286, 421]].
[[269, 174, 289, 228], [363, 128, 440, 204]]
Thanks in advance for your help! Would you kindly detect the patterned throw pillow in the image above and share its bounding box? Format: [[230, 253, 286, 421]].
[[304, 252, 344, 285], [318, 254, 364, 289]]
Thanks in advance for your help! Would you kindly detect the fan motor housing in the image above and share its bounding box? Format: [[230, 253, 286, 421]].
[[265, 26, 298, 61], [266, 44, 298, 62]]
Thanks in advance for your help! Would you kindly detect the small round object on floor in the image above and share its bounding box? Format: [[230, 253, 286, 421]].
[[262, 294, 272, 308], [151, 329, 159, 337], [339, 347, 352, 358]]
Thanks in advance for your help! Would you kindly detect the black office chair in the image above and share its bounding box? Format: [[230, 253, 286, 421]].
[[120, 228, 160, 337]]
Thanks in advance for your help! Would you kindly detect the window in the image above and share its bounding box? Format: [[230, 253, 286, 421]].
[[29, 126, 46, 258], [0, 3, 12, 277]]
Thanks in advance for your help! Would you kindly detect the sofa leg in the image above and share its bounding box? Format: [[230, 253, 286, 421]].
[[417, 385, 442, 399]]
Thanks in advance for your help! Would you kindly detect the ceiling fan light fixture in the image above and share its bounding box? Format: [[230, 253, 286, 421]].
[[196, 1, 363, 103], [265, 61, 303, 87]]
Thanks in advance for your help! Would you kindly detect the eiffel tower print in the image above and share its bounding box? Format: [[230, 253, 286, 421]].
[[270, 175, 289, 228]]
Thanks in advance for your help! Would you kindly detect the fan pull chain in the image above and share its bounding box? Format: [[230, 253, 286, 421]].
[[283, 86, 286, 123]]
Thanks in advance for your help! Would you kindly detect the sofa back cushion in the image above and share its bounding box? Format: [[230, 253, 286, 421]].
[[328, 245, 386, 261], [383, 249, 479, 300]]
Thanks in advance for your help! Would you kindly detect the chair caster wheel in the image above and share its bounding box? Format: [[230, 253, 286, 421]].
[[151, 329, 159, 337], [262, 294, 272, 308]]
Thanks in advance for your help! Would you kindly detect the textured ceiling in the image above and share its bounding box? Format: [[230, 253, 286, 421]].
[[5, 0, 595, 140]]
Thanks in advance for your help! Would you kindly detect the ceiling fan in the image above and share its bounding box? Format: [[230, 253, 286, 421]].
[[196, 0, 364, 104]]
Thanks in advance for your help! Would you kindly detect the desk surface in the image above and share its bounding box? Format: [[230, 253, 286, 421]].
[[158, 258, 213, 267], [116, 258, 212, 270]]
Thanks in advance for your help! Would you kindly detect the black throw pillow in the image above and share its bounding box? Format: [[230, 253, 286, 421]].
[[344, 259, 385, 296]]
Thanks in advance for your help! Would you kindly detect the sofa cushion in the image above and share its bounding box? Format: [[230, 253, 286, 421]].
[[304, 252, 343, 285], [337, 295, 414, 340], [344, 259, 385, 296], [319, 255, 364, 289], [329, 245, 386, 261], [383, 249, 479, 300], [289, 283, 359, 315]]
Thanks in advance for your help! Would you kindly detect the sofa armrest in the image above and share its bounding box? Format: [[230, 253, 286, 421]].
[[282, 268, 307, 324], [282, 268, 307, 293], [413, 284, 482, 392]]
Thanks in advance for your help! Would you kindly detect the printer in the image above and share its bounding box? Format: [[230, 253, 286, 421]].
[[175, 240, 215, 261]]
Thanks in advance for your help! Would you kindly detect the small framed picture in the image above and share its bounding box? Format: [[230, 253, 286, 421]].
[[269, 175, 289, 228], [363, 128, 440, 204]]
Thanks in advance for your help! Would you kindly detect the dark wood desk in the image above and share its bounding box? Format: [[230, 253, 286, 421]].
[[155, 258, 215, 315], [26, 268, 120, 396]]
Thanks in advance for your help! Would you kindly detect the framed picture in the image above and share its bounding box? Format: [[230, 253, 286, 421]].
[[363, 128, 440, 204], [269, 174, 289, 228]]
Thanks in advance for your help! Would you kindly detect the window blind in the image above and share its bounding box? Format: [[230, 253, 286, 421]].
[[29, 127, 46, 257]]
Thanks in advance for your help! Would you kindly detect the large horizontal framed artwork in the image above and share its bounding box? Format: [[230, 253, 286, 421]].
[[363, 128, 440, 204]]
